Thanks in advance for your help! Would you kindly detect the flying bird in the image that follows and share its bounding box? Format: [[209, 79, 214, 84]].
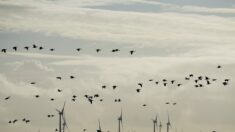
[[76, 48, 81, 52], [57, 89, 62, 92], [35, 95, 40, 98], [136, 89, 141, 93], [70, 76, 75, 79], [130, 50, 135, 55], [1, 49, 6, 53], [4, 96, 10, 100], [138, 83, 143, 87], [33, 44, 37, 48], [13, 46, 17, 51], [96, 49, 101, 53], [24, 46, 29, 50], [56, 77, 62, 80], [50, 48, 55, 51], [39, 46, 43, 50]]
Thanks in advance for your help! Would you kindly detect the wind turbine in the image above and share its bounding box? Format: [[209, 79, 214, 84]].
[[118, 109, 123, 132], [56, 102, 70, 132], [159, 121, 162, 132], [152, 115, 158, 132], [97, 119, 102, 132], [166, 114, 171, 132]]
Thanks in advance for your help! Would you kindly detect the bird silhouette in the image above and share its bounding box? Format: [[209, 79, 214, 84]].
[[39, 46, 43, 50], [102, 85, 106, 89], [24, 46, 29, 50], [142, 104, 147, 107], [163, 83, 167, 86], [136, 89, 141, 93], [223, 82, 228, 86], [96, 49, 101, 53], [112, 85, 117, 90], [217, 65, 221, 68], [57, 89, 62, 92], [33, 44, 37, 48], [13, 46, 17, 51], [155, 81, 159, 85], [130, 50, 135, 55], [50, 48, 55, 51], [50, 98, 55, 101], [5, 96, 10, 100], [56, 77, 62, 80], [189, 74, 194, 77], [138, 83, 143, 87], [173, 102, 177, 105], [35, 95, 40, 98], [165, 102, 170, 104], [31, 82, 36, 85], [1, 49, 6, 53], [76, 48, 81, 52], [70, 76, 75, 79], [171, 80, 175, 84], [177, 84, 182, 87]]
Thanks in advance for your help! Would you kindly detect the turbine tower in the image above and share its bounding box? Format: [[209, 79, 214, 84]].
[[97, 119, 102, 132], [118, 109, 123, 132], [56, 102, 69, 132], [153, 115, 158, 132], [159, 121, 162, 132], [166, 114, 171, 132]]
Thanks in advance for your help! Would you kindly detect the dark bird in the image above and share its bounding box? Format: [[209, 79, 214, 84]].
[[171, 80, 175, 84], [94, 94, 99, 98], [149, 79, 153, 82], [88, 98, 93, 104], [162, 79, 167, 82], [33, 44, 37, 48], [35, 95, 40, 98], [112, 85, 117, 90], [5, 96, 10, 100], [224, 79, 229, 82], [138, 83, 143, 87], [165, 102, 170, 104], [177, 84, 182, 87], [217, 65, 221, 68], [212, 79, 217, 81], [8, 121, 12, 123], [205, 76, 210, 80], [173, 102, 177, 105], [50, 98, 55, 101], [73, 95, 77, 98], [195, 85, 199, 88], [22, 118, 26, 121], [155, 81, 159, 85], [13, 46, 17, 51], [142, 104, 147, 107], [194, 80, 198, 83], [39, 46, 43, 50], [24, 46, 29, 50], [1, 49, 6, 53], [185, 77, 190, 80], [136, 89, 141, 93], [102, 85, 106, 89], [206, 80, 211, 85], [13, 119, 18, 123], [99, 99, 103, 102], [96, 49, 101, 53], [56, 77, 62, 80], [72, 98, 76, 102], [57, 89, 62, 92], [50, 48, 55, 51], [199, 84, 203, 87], [70, 76, 75, 79], [76, 48, 81, 52], [189, 74, 194, 77], [30, 82, 36, 85], [55, 128, 58, 131], [198, 76, 203, 80], [223, 82, 228, 86], [25, 120, 30, 123], [163, 83, 167, 86], [130, 50, 135, 55]]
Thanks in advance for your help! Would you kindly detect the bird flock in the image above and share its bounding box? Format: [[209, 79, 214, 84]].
[[1, 45, 135, 55], [1, 44, 231, 132]]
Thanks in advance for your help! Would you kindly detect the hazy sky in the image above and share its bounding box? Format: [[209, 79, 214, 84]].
[[0, 0, 235, 132]]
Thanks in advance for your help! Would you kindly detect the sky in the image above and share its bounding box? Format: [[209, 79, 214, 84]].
[[0, 0, 235, 132]]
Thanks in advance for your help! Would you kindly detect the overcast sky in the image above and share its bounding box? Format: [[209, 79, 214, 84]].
[[0, 0, 235, 132]]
